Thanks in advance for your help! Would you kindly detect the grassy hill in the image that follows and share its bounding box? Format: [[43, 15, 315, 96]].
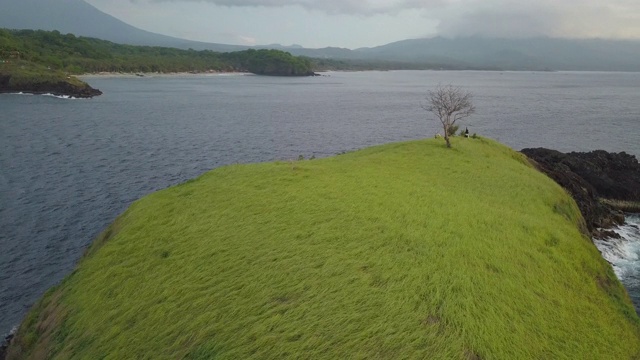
[[6, 138, 640, 359]]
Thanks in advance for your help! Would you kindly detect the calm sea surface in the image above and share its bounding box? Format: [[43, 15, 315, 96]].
[[1, 71, 640, 335]]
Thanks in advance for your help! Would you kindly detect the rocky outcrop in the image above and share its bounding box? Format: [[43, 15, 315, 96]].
[[0, 77, 102, 98], [521, 148, 640, 239], [0, 75, 10, 88]]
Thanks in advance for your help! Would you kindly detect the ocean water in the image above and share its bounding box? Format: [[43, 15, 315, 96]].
[[594, 214, 640, 306], [1, 71, 640, 336]]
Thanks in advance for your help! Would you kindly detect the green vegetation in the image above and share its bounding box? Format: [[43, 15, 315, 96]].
[[7, 138, 640, 359], [1, 60, 82, 87], [309, 57, 479, 72], [227, 49, 315, 76], [0, 29, 314, 76]]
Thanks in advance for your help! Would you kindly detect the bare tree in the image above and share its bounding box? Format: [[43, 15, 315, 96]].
[[423, 84, 475, 148]]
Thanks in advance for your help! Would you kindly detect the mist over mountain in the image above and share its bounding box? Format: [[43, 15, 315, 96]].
[[3, 0, 640, 71], [349, 37, 640, 71]]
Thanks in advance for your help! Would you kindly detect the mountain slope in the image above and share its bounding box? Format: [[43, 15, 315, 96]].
[[0, 0, 247, 52]]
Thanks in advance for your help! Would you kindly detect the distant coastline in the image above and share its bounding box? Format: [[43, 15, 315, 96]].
[[1, 29, 319, 82]]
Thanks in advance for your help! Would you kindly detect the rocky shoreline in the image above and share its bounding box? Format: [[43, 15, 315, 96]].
[[521, 148, 640, 239], [0, 75, 102, 98]]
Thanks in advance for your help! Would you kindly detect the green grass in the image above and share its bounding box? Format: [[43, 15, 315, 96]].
[[8, 138, 640, 359]]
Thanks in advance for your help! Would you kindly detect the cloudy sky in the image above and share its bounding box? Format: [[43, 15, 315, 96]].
[[85, 0, 640, 48]]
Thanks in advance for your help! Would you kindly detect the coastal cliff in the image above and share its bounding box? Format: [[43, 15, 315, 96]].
[[5, 138, 640, 359], [521, 148, 640, 238], [0, 75, 102, 98]]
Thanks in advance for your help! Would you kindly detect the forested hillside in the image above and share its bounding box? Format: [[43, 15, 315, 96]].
[[0, 29, 315, 76]]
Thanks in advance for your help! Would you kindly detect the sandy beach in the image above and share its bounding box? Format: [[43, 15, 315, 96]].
[[79, 71, 251, 79]]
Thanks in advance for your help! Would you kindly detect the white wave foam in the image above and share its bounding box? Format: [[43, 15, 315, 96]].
[[1, 325, 17, 346], [42, 93, 79, 100], [6, 92, 83, 99], [594, 214, 640, 284]]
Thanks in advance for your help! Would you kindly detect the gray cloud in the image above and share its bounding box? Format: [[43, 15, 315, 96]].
[[115, 0, 640, 39], [436, 0, 640, 38], [436, 2, 560, 38]]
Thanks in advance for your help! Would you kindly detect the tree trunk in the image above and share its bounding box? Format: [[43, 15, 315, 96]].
[[443, 124, 451, 148]]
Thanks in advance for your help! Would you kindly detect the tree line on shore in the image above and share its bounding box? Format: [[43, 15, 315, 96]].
[[0, 29, 315, 76]]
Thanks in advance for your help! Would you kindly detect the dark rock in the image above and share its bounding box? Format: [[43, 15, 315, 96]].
[[612, 211, 626, 225], [0, 75, 10, 87], [594, 229, 623, 240], [0, 332, 14, 360], [565, 150, 640, 200], [521, 148, 640, 238]]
